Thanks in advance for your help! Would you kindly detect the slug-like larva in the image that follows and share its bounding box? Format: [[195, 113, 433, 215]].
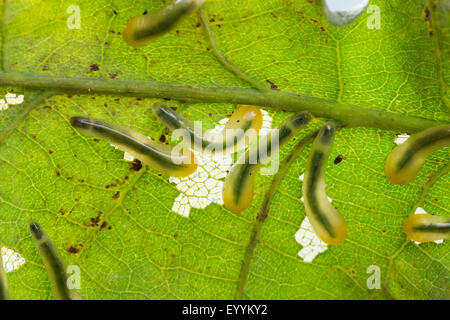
[[0, 250, 9, 300], [385, 125, 450, 184], [70, 117, 197, 177], [153, 103, 263, 155], [29, 222, 83, 300], [223, 112, 312, 213], [404, 214, 450, 243], [123, 0, 206, 47], [302, 122, 347, 245]]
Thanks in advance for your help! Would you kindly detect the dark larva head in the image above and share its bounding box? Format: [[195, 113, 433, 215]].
[[152, 102, 184, 130], [319, 122, 336, 144], [290, 112, 312, 129], [29, 221, 44, 240], [70, 116, 95, 130]]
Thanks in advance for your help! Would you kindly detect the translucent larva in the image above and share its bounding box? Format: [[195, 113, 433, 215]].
[[404, 214, 450, 243], [0, 250, 9, 300], [385, 125, 450, 184], [29, 222, 83, 300], [70, 117, 197, 177], [152, 103, 263, 155], [123, 0, 206, 47], [223, 112, 312, 213], [302, 122, 347, 245]]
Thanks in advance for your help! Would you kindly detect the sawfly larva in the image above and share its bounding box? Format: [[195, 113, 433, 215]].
[[123, 0, 206, 47], [385, 125, 450, 184], [70, 117, 197, 177], [223, 112, 312, 213], [302, 122, 347, 245], [152, 103, 263, 155], [29, 222, 83, 300], [404, 214, 450, 243], [0, 249, 9, 300]]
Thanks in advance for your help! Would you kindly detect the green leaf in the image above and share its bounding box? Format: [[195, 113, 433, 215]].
[[0, 0, 448, 300]]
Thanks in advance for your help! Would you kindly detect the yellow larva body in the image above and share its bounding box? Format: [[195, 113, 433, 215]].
[[404, 214, 450, 243], [29, 222, 83, 300], [302, 122, 347, 245], [223, 112, 312, 213], [70, 117, 197, 178], [385, 125, 450, 184], [152, 103, 263, 155], [0, 249, 9, 300], [123, 0, 205, 47]]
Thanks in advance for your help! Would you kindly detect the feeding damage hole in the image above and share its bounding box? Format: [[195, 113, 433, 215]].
[[1, 246, 26, 272], [169, 110, 273, 217], [0, 93, 24, 111]]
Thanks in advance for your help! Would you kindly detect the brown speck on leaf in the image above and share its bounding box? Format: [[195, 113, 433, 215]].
[[130, 159, 143, 171], [109, 73, 118, 79], [56, 170, 61, 177], [99, 221, 108, 230], [89, 63, 100, 72], [113, 10, 118, 15], [159, 135, 166, 143], [195, 22, 201, 28], [112, 191, 120, 199], [49, 150, 54, 154], [143, 10, 148, 15], [209, 18, 215, 22], [41, 65, 49, 71]]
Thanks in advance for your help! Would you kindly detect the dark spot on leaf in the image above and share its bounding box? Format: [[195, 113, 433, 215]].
[[67, 246, 80, 254], [125, 175, 129, 180], [59, 209, 65, 215], [112, 191, 120, 199], [105, 183, 116, 189], [334, 155, 344, 165], [99, 221, 108, 230], [320, 26, 325, 32], [109, 73, 118, 79], [143, 10, 148, 15], [173, 233, 178, 238], [195, 22, 201, 28], [170, 106, 177, 110], [89, 63, 100, 72], [163, 97, 171, 101], [159, 135, 166, 143], [48, 150, 53, 154], [113, 10, 118, 15], [266, 80, 279, 91], [41, 65, 49, 71], [209, 18, 215, 22], [56, 170, 61, 176], [130, 159, 143, 171], [424, 7, 431, 21]]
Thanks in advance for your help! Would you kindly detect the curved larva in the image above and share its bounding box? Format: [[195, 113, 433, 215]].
[[0, 249, 9, 300], [123, 0, 206, 47], [29, 222, 83, 300], [223, 112, 312, 213], [302, 122, 347, 245], [404, 214, 450, 243], [152, 103, 263, 155], [70, 117, 197, 178], [385, 125, 450, 184]]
